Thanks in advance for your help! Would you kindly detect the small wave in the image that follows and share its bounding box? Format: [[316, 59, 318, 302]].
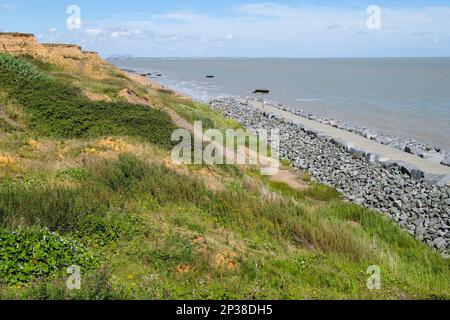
[[295, 98, 323, 102]]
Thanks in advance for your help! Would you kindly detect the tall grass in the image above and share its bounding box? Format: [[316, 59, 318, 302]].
[[0, 155, 391, 259], [0, 154, 449, 298]]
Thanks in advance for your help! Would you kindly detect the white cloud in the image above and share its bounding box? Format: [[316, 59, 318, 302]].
[[234, 3, 296, 17], [40, 3, 450, 57], [86, 28, 103, 37], [152, 11, 203, 22]]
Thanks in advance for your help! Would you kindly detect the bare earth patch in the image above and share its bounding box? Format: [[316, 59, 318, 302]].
[[213, 250, 238, 271], [175, 264, 191, 275], [271, 168, 308, 191], [118, 88, 149, 105], [98, 137, 133, 153], [83, 90, 112, 102]]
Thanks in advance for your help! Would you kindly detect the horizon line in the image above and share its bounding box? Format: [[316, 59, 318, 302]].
[[108, 56, 450, 60]]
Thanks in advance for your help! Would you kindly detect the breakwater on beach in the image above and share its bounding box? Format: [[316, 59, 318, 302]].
[[210, 97, 450, 256]]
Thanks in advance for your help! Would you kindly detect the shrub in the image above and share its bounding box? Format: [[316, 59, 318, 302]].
[[0, 54, 176, 149]]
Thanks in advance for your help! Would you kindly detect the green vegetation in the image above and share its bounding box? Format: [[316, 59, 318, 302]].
[[0, 53, 176, 148], [159, 93, 241, 131], [0, 119, 17, 133], [0, 228, 98, 284], [0, 54, 51, 81], [0, 53, 448, 300], [1, 154, 448, 299]]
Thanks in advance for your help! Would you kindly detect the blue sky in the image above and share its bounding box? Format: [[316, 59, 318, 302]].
[[1, 1, 449, 57]]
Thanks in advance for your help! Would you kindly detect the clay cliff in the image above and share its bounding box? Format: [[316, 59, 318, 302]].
[[0, 32, 105, 76]]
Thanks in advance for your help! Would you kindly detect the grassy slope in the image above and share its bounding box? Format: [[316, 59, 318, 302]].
[[0, 53, 448, 300]]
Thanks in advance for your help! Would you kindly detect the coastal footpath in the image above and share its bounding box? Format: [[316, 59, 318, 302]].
[[210, 97, 450, 256]]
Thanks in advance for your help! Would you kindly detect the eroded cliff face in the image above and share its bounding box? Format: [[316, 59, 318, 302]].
[[42, 43, 84, 60], [83, 51, 101, 61], [0, 33, 48, 57], [0, 32, 105, 77]]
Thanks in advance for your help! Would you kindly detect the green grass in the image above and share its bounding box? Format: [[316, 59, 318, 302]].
[[248, 168, 340, 202], [0, 154, 448, 299], [0, 53, 176, 149], [303, 182, 341, 201], [159, 93, 242, 131], [20, 54, 64, 73], [0, 119, 17, 133]]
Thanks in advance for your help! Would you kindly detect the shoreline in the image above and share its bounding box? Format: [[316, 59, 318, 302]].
[[132, 66, 450, 174], [121, 69, 193, 101], [209, 97, 450, 256]]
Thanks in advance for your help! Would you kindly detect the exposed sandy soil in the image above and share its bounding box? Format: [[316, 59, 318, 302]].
[[270, 167, 307, 190], [94, 72, 308, 192], [118, 88, 149, 105], [125, 72, 165, 90], [83, 91, 112, 102]]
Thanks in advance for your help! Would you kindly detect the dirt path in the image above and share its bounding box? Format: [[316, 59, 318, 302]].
[[120, 72, 308, 191]]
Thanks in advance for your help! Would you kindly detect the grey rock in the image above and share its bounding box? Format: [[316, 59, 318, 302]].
[[434, 237, 447, 250], [423, 173, 444, 185], [421, 152, 445, 164], [436, 175, 450, 187], [441, 156, 450, 167], [377, 158, 397, 169], [376, 136, 393, 145], [398, 162, 425, 180], [394, 200, 403, 209]]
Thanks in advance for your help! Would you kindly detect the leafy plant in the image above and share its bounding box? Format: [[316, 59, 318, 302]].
[[0, 53, 51, 81], [0, 228, 99, 284]]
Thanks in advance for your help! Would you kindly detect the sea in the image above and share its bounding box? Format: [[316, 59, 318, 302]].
[[111, 58, 450, 150]]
